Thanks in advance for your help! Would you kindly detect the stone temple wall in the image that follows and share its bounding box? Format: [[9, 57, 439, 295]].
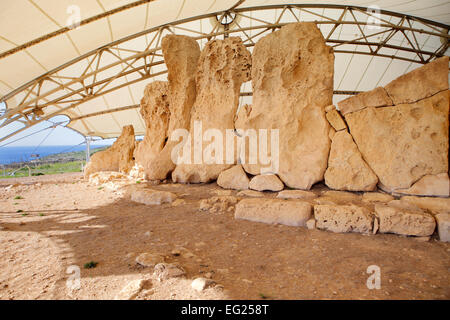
[[84, 23, 449, 242]]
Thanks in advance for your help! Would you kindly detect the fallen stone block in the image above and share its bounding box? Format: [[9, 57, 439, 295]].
[[314, 204, 374, 234], [249, 174, 284, 192], [235, 198, 312, 227], [131, 188, 177, 205], [217, 165, 249, 190], [374, 202, 436, 236]]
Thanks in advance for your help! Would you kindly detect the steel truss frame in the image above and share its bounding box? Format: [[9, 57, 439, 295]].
[[0, 3, 449, 143]]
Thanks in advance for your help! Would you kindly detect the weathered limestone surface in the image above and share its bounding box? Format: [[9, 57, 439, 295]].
[[136, 35, 200, 180], [400, 196, 450, 215], [394, 173, 450, 197], [217, 165, 249, 190], [249, 174, 284, 192], [134, 81, 170, 174], [375, 202, 436, 236], [324, 130, 378, 191], [235, 198, 312, 227], [435, 213, 450, 242], [277, 190, 317, 200], [131, 188, 177, 205], [84, 125, 135, 178], [362, 192, 394, 203], [172, 37, 251, 183], [345, 90, 449, 192], [325, 106, 347, 131], [235, 23, 334, 189], [314, 204, 374, 234], [338, 87, 393, 115], [384, 56, 449, 104]]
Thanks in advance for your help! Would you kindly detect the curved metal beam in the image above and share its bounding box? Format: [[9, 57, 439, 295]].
[[1, 4, 449, 143]]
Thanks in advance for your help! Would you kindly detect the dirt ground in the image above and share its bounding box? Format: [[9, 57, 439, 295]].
[[0, 173, 449, 300]]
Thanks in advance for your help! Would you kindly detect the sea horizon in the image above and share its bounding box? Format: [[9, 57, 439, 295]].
[[0, 145, 109, 165]]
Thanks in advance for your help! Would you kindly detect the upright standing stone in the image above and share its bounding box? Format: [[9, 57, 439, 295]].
[[84, 125, 135, 178], [172, 37, 252, 183], [136, 35, 200, 180], [235, 23, 334, 189]]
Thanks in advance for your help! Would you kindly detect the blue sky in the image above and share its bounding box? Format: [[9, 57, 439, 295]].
[[0, 102, 115, 147]]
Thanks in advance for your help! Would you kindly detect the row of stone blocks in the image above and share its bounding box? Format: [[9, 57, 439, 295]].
[[84, 22, 449, 199]]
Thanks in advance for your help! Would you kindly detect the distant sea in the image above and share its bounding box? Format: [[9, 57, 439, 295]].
[[0, 145, 108, 165]]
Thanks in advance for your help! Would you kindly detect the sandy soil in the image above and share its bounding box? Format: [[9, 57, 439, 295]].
[[0, 173, 449, 300]]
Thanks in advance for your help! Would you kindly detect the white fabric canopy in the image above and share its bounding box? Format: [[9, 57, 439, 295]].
[[0, 0, 449, 139]]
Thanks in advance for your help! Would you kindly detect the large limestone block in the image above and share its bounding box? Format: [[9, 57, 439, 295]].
[[374, 202, 436, 236], [217, 165, 249, 190], [362, 192, 394, 203], [134, 81, 170, 170], [84, 125, 135, 178], [172, 37, 252, 183], [235, 23, 334, 189], [136, 35, 200, 180], [249, 174, 284, 192], [394, 173, 450, 197], [435, 213, 450, 242], [131, 188, 177, 205], [235, 198, 312, 227], [338, 87, 393, 115], [314, 204, 374, 234], [345, 90, 449, 191], [400, 196, 450, 215], [384, 56, 449, 104], [277, 190, 317, 200], [324, 130, 378, 191]]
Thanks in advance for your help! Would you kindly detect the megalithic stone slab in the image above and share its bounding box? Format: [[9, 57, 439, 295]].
[[172, 37, 252, 183], [84, 125, 135, 178], [137, 35, 200, 181], [345, 90, 449, 192], [235, 22, 334, 190]]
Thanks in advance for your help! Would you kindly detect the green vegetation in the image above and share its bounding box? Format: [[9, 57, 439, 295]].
[[1, 161, 84, 179], [84, 261, 98, 269], [39, 213, 45, 216], [16, 209, 23, 213], [14, 196, 23, 200], [259, 293, 269, 299], [21, 213, 28, 216], [1, 146, 108, 179]]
